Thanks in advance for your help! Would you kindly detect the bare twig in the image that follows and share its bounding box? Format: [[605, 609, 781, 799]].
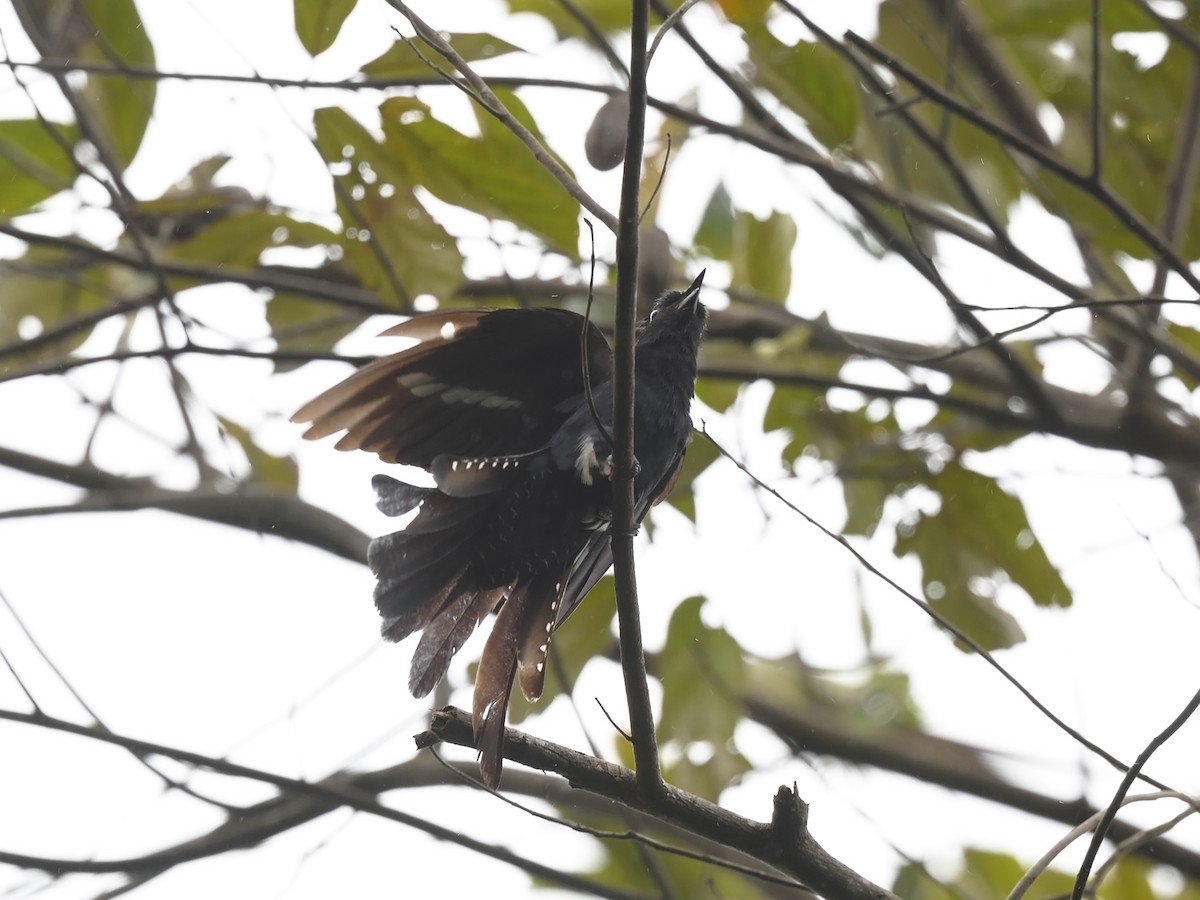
[[1070, 685, 1200, 900], [421, 706, 898, 900], [610, 0, 664, 802], [1008, 790, 1200, 900], [1089, 0, 1103, 181], [383, 2, 618, 233], [646, 0, 703, 67], [696, 427, 1177, 796], [0, 709, 647, 900]]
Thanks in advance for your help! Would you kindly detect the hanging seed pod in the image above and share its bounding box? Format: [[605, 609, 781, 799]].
[[585, 92, 630, 171]]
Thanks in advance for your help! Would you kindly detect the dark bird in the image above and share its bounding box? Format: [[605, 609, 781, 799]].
[[292, 271, 707, 787]]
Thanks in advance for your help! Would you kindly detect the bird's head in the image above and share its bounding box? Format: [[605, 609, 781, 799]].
[[637, 269, 708, 351]]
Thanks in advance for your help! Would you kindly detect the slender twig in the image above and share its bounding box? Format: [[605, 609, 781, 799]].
[[0, 345, 368, 384], [423, 706, 897, 900], [383, 2, 618, 233], [1070, 685, 1200, 900], [4, 27, 210, 475], [696, 426, 1176, 795], [639, 133, 671, 224], [646, 0, 703, 67], [579, 220, 617, 449], [610, 0, 663, 802], [1090, 0, 1103, 181], [842, 31, 1200, 295], [0, 711, 646, 900], [1008, 790, 1200, 900], [558, 0, 630, 80]]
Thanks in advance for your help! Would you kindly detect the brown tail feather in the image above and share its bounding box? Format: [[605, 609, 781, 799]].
[[517, 580, 563, 703], [473, 585, 531, 790], [409, 583, 507, 698]]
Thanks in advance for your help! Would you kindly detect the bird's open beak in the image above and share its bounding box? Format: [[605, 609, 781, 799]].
[[674, 269, 705, 314]]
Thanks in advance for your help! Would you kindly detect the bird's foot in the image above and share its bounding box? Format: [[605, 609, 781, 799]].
[[600, 453, 640, 478]]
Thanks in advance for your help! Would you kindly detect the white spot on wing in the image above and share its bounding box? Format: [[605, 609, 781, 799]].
[[575, 435, 598, 486], [398, 372, 435, 388], [440, 321, 456, 339]]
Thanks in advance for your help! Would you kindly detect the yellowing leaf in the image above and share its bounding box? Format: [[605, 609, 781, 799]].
[[712, 0, 772, 23]]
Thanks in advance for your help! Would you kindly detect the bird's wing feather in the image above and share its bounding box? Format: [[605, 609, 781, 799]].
[[293, 308, 613, 468]]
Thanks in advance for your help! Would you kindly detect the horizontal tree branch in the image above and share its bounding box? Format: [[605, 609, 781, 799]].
[[0, 444, 368, 563], [419, 706, 898, 900], [0, 707, 648, 900]]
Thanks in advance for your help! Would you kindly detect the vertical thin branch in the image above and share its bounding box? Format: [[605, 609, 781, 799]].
[[1090, 0, 1103, 181], [611, 0, 663, 800]]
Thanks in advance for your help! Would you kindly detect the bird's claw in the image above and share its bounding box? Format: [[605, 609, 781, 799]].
[[601, 454, 641, 478]]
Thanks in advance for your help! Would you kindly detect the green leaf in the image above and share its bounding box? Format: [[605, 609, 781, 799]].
[[861, 0, 1024, 227], [165, 211, 340, 268], [731, 209, 796, 303], [380, 94, 581, 258], [693, 182, 734, 261], [314, 106, 465, 305], [0, 120, 79, 216], [77, 0, 156, 169], [361, 33, 525, 78], [577, 835, 767, 899], [293, 0, 356, 56], [506, 0, 632, 39], [895, 461, 1071, 651], [743, 26, 859, 148], [842, 474, 891, 537], [218, 416, 299, 491], [266, 292, 361, 372], [895, 847, 1077, 900], [657, 597, 749, 798], [694, 376, 740, 413], [0, 244, 122, 367]]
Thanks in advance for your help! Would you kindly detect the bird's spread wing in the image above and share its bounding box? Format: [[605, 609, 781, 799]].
[[292, 308, 613, 468]]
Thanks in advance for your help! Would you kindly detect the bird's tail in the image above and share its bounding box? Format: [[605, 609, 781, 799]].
[[368, 466, 573, 789], [369, 474, 495, 694]]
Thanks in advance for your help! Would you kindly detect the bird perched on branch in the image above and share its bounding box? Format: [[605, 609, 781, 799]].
[[292, 271, 707, 787]]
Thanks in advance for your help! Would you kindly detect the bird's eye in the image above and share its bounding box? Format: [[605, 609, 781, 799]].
[[648, 308, 659, 320]]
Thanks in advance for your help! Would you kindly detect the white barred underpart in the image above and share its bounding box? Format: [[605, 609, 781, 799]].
[[397, 372, 521, 409]]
